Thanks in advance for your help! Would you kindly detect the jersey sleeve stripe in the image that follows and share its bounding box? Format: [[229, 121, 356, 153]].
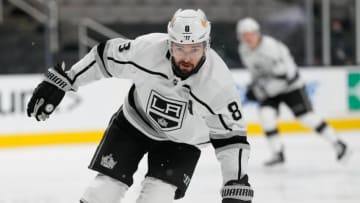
[[107, 57, 168, 79], [182, 85, 239, 132], [219, 114, 232, 131], [211, 130, 246, 139], [96, 41, 113, 77], [196, 141, 211, 145], [71, 60, 96, 84], [287, 71, 300, 84], [273, 71, 300, 85], [273, 74, 287, 80], [238, 148, 243, 180], [210, 136, 249, 149]]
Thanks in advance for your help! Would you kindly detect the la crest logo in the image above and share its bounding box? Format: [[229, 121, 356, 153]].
[[146, 90, 187, 131]]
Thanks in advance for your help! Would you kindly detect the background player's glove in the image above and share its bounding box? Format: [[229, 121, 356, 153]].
[[27, 63, 75, 121], [221, 175, 254, 203], [247, 83, 266, 102], [245, 87, 257, 102]]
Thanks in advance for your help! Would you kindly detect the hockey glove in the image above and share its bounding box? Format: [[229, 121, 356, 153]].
[[246, 83, 267, 102], [222, 175, 254, 203], [27, 63, 75, 121], [245, 88, 257, 102]]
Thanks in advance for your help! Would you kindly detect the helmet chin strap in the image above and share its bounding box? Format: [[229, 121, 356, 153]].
[[171, 55, 206, 80]]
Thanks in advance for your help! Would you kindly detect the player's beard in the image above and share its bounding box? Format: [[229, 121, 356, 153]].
[[177, 61, 195, 75], [171, 56, 206, 80]]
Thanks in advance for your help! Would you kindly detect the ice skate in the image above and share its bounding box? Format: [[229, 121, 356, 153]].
[[335, 140, 352, 163], [264, 150, 285, 167]]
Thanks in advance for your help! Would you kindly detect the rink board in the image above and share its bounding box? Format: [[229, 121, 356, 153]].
[[0, 68, 359, 147]]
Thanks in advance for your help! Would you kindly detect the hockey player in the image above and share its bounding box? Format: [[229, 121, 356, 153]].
[[27, 9, 253, 203], [237, 17, 350, 166]]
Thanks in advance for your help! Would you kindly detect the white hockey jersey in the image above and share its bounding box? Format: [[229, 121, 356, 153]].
[[66, 33, 247, 146], [239, 35, 303, 98]]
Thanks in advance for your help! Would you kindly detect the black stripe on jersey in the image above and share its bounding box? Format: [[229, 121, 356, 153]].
[[274, 74, 287, 80], [128, 84, 155, 130], [238, 148, 243, 180], [97, 41, 112, 77], [182, 85, 215, 115], [107, 57, 168, 79], [288, 71, 300, 85], [219, 114, 232, 131], [71, 60, 96, 84], [197, 141, 211, 145], [210, 136, 249, 149], [183, 85, 233, 132], [274, 71, 300, 85]]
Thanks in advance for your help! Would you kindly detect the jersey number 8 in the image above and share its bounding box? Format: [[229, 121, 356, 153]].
[[228, 101, 242, 121]]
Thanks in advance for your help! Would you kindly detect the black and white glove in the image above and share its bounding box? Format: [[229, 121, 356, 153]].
[[246, 83, 267, 102], [27, 63, 75, 121], [222, 175, 254, 203], [245, 87, 257, 102]]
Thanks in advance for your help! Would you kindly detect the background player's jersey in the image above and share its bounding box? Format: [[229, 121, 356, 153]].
[[239, 35, 303, 97], [65, 33, 246, 146]]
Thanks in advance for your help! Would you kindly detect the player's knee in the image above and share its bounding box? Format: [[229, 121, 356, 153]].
[[81, 173, 128, 203], [136, 177, 177, 203], [259, 106, 277, 131], [298, 112, 324, 130]]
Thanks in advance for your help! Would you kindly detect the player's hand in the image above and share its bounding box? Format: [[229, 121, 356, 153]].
[[247, 83, 266, 102], [245, 88, 257, 102], [221, 175, 254, 203], [27, 63, 75, 121], [27, 81, 65, 121]]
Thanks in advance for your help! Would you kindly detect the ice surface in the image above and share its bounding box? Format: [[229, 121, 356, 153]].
[[0, 131, 359, 203]]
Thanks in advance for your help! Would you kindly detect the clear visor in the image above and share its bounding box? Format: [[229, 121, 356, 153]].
[[170, 41, 206, 59]]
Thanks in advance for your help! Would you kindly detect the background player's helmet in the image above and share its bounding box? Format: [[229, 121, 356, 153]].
[[236, 17, 260, 35], [167, 9, 211, 47]]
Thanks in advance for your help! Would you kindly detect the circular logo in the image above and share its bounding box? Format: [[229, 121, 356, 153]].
[[45, 104, 54, 113]]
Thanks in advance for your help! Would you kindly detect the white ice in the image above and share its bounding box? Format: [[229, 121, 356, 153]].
[[0, 131, 359, 203]]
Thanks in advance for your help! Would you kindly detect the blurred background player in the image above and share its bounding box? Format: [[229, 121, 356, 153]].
[[236, 17, 350, 167], [27, 9, 253, 203]]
